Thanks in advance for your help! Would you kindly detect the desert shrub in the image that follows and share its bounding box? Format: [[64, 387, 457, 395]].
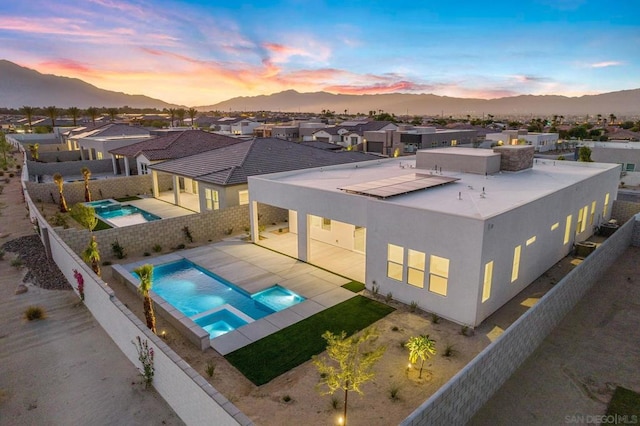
[[152, 244, 162, 253], [24, 306, 46, 321], [205, 362, 216, 378], [111, 240, 126, 259]]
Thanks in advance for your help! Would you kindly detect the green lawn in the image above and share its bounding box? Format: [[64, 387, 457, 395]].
[[94, 219, 112, 230], [342, 281, 366, 293], [225, 295, 395, 385], [607, 386, 640, 417]]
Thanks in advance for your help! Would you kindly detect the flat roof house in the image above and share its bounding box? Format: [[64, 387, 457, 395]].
[[248, 146, 620, 326]]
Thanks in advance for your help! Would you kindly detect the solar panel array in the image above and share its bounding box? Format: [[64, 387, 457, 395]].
[[338, 173, 459, 199]]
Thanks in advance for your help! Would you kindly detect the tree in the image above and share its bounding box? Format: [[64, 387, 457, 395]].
[[46, 106, 58, 128], [81, 166, 92, 202], [82, 235, 101, 277], [68, 107, 80, 126], [28, 143, 39, 160], [578, 146, 593, 162], [86, 107, 99, 125], [406, 335, 436, 379], [176, 108, 186, 126], [312, 328, 385, 426], [22, 106, 35, 132], [168, 108, 176, 127], [609, 114, 616, 126], [187, 108, 198, 128], [70, 203, 97, 231], [53, 173, 69, 212], [0, 133, 11, 168], [107, 107, 119, 122], [134, 264, 157, 334]]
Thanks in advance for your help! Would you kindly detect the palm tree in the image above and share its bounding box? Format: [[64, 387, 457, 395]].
[[187, 108, 198, 129], [82, 235, 101, 277], [86, 107, 99, 126], [168, 108, 176, 127], [609, 114, 616, 126], [176, 108, 186, 126], [597, 114, 602, 125], [46, 105, 58, 128], [68, 107, 81, 126], [406, 335, 436, 378], [81, 166, 92, 202], [107, 107, 119, 122], [53, 173, 68, 212], [134, 264, 157, 334], [28, 143, 39, 161], [22, 106, 35, 132]]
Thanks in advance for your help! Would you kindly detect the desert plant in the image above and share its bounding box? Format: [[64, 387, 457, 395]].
[[24, 306, 46, 321], [133, 336, 154, 388], [134, 264, 156, 334], [152, 244, 162, 253], [182, 226, 193, 243], [460, 326, 475, 337], [53, 173, 68, 213], [70, 203, 97, 231], [282, 395, 292, 403], [431, 313, 441, 324], [224, 227, 234, 235], [385, 292, 393, 303], [443, 344, 457, 358], [391, 326, 399, 332], [388, 384, 401, 401], [81, 166, 92, 202], [409, 301, 418, 313], [50, 212, 68, 228], [406, 335, 436, 379], [10, 258, 23, 269], [330, 396, 340, 410], [82, 236, 101, 276], [111, 240, 126, 259], [205, 361, 216, 378]]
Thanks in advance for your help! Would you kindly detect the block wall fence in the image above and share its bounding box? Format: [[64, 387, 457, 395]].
[[401, 213, 639, 426], [612, 199, 640, 225], [22, 178, 252, 426]]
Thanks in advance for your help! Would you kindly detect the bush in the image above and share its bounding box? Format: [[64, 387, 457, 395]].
[[152, 244, 162, 253], [443, 344, 457, 357], [385, 292, 393, 303], [282, 395, 292, 403], [389, 384, 401, 401], [111, 240, 126, 259], [50, 212, 68, 228], [205, 361, 216, 378], [409, 301, 418, 313], [24, 306, 46, 321], [431, 313, 441, 324], [11, 258, 23, 269]]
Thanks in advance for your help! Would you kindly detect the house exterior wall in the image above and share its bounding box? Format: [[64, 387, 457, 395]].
[[196, 182, 249, 212], [591, 146, 640, 172], [401, 130, 477, 154], [79, 137, 150, 160]]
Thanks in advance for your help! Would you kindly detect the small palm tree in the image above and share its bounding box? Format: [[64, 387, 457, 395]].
[[406, 335, 436, 378], [82, 235, 101, 276], [22, 106, 35, 132], [52, 173, 68, 212], [187, 108, 198, 129], [86, 107, 99, 126], [134, 264, 156, 334], [168, 108, 176, 127], [81, 166, 92, 202], [176, 108, 186, 126], [107, 107, 119, 122], [28, 143, 40, 160], [46, 105, 58, 128], [68, 107, 80, 126]]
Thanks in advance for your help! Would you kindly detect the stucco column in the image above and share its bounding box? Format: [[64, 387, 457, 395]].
[[79, 143, 85, 160], [298, 213, 310, 262], [250, 201, 259, 243], [124, 157, 130, 176], [88, 148, 94, 161], [173, 175, 180, 206], [111, 155, 118, 175], [152, 171, 159, 198]]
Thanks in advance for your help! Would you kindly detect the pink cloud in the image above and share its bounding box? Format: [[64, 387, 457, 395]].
[[38, 58, 93, 74]]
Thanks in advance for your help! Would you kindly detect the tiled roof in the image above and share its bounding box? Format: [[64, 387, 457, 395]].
[[108, 130, 243, 160], [150, 137, 382, 185], [75, 124, 149, 139], [300, 141, 344, 150]]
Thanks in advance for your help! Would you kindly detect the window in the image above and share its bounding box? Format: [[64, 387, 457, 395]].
[[511, 245, 521, 282], [322, 217, 331, 231], [451, 139, 457, 146], [590, 201, 596, 226], [551, 222, 560, 231], [564, 215, 572, 244], [96, 152, 103, 160], [205, 188, 219, 210], [387, 244, 404, 281], [140, 163, 148, 175], [603, 193, 610, 218], [576, 207, 584, 235], [429, 255, 449, 296], [581, 205, 589, 233], [238, 190, 249, 205], [626, 163, 636, 172], [431, 141, 438, 148], [482, 261, 493, 302], [407, 249, 425, 288]]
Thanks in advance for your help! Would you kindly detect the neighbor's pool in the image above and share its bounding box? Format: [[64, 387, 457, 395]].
[[139, 259, 305, 338], [92, 203, 161, 227]]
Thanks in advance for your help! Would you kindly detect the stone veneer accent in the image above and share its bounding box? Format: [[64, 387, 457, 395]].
[[492, 145, 535, 172]]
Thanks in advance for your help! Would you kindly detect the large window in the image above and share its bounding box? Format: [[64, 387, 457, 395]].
[[590, 201, 597, 226], [482, 261, 493, 302], [238, 190, 249, 205], [511, 245, 521, 282], [205, 188, 219, 210], [576, 207, 584, 235], [429, 255, 449, 296], [387, 244, 404, 281], [564, 214, 573, 244], [407, 249, 425, 288], [603, 193, 610, 218]]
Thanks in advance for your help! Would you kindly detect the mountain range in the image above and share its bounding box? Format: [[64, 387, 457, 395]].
[[0, 60, 180, 110], [0, 60, 637, 116]]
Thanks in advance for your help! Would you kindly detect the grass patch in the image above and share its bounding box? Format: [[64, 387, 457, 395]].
[[225, 295, 395, 385], [94, 218, 112, 230], [341, 281, 365, 293], [114, 196, 141, 202], [606, 386, 640, 417]]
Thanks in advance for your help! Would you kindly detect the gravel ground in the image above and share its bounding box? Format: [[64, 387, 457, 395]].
[[2, 235, 71, 290]]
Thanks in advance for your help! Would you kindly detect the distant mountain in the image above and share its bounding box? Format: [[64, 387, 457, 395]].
[[199, 88, 640, 116], [0, 60, 180, 109]]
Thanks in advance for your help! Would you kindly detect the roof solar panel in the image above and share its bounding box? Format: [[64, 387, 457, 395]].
[[338, 173, 459, 199]]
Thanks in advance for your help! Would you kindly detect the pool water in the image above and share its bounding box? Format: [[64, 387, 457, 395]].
[[85, 199, 118, 208], [144, 259, 305, 338], [94, 204, 160, 227]]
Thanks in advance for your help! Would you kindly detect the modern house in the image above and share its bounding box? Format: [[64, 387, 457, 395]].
[[313, 120, 398, 149], [147, 137, 381, 213], [485, 130, 559, 152], [73, 124, 151, 160], [209, 117, 261, 135], [247, 146, 620, 326]]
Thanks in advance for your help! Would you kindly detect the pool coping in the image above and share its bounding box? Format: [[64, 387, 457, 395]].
[[91, 200, 162, 228]]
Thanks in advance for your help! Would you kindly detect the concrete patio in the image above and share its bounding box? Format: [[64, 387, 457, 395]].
[[121, 239, 357, 355]]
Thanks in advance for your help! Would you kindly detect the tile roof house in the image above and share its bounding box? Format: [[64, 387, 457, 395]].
[[313, 120, 398, 148], [71, 124, 152, 161], [108, 129, 244, 176], [148, 137, 381, 212]]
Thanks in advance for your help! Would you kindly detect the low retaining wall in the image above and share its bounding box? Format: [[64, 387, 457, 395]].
[[23, 180, 252, 425], [401, 214, 637, 425]]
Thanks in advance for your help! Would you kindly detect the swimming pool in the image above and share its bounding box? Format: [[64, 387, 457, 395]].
[[92, 203, 161, 227], [140, 259, 305, 338]]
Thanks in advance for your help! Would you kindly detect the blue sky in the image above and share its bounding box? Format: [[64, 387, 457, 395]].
[[0, 0, 637, 106]]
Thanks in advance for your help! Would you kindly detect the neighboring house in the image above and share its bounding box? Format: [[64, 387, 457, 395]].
[[271, 125, 299, 141], [396, 127, 478, 155], [486, 130, 559, 152], [108, 130, 243, 177], [248, 146, 619, 327], [209, 117, 260, 135], [75, 124, 151, 160], [314, 121, 399, 149], [577, 141, 640, 185], [299, 122, 327, 141], [147, 138, 381, 213]]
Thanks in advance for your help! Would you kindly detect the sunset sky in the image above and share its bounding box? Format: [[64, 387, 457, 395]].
[[0, 0, 637, 107]]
